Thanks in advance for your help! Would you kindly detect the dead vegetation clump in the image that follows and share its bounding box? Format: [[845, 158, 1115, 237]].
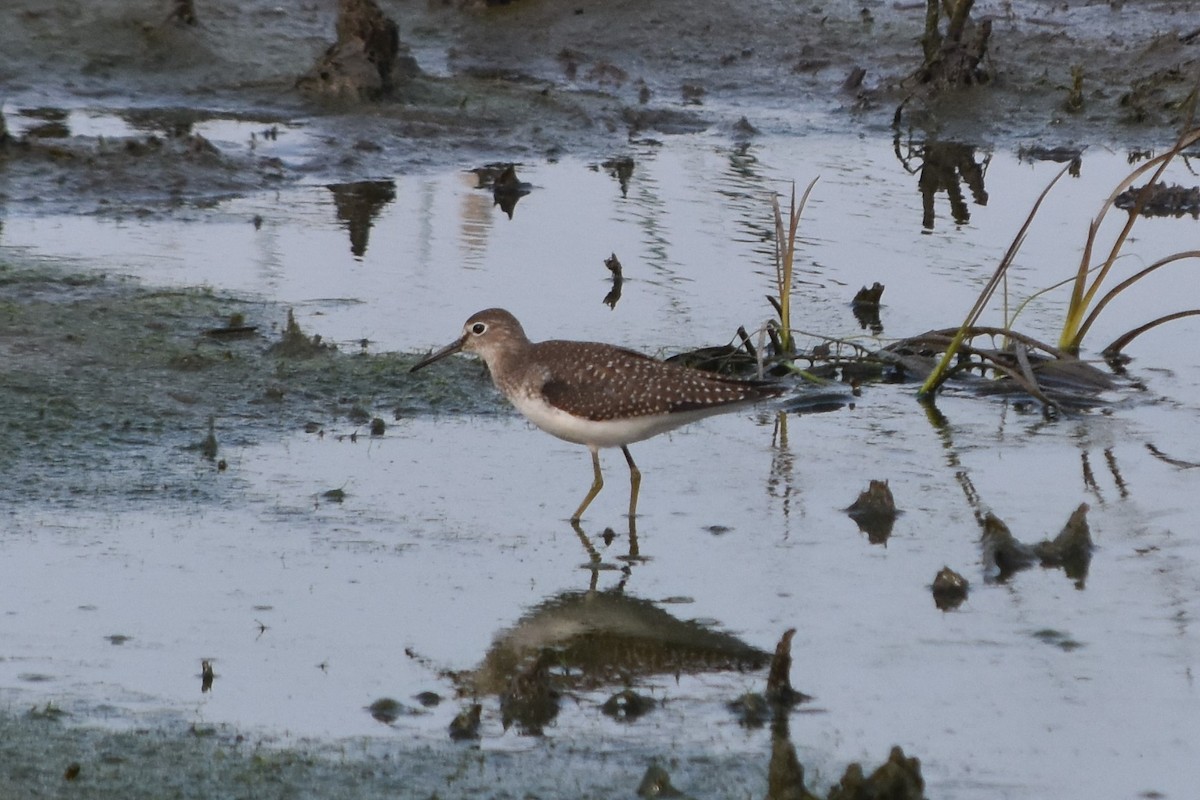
[[298, 0, 420, 100], [694, 127, 1200, 417], [902, 126, 1200, 411], [911, 0, 991, 90], [268, 309, 336, 358]]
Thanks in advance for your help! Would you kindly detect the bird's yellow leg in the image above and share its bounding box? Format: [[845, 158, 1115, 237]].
[[571, 448, 605, 522], [622, 445, 641, 521]]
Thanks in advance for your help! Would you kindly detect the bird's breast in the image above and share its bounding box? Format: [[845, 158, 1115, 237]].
[[507, 389, 729, 449]]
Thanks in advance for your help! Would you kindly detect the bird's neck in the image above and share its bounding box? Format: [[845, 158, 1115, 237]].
[[480, 338, 534, 391]]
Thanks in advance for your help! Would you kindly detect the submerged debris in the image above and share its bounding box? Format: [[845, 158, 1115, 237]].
[[25, 703, 68, 721], [169, 0, 197, 25], [269, 309, 335, 359], [600, 688, 656, 722], [980, 513, 1037, 580], [636, 764, 683, 799], [827, 746, 926, 800], [448, 703, 481, 741], [1031, 503, 1094, 586], [883, 327, 1117, 409], [601, 156, 635, 197], [1018, 144, 1082, 177], [851, 282, 884, 308], [845, 480, 898, 544], [664, 340, 760, 376], [198, 417, 218, 461], [491, 164, 532, 218], [851, 282, 884, 334], [603, 252, 624, 309], [766, 735, 926, 800], [767, 628, 811, 709], [982, 504, 1094, 585], [840, 66, 867, 95], [1032, 628, 1084, 652], [931, 567, 969, 611], [366, 697, 408, 724], [729, 691, 773, 728], [1063, 64, 1086, 113], [468, 163, 532, 218], [203, 312, 258, 339], [1114, 182, 1200, 218], [731, 628, 810, 727]]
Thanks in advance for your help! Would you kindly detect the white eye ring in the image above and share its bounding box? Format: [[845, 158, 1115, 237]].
[[471, 322, 487, 335]]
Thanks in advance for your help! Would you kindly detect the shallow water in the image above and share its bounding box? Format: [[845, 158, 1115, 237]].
[[3, 131, 1200, 797], [5, 133, 1196, 359]]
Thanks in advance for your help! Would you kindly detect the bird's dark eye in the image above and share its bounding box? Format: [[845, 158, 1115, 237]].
[[471, 322, 487, 335]]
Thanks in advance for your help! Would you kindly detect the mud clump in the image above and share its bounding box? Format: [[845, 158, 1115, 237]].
[[730, 627, 810, 728], [981, 504, 1094, 585], [766, 734, 927, 800], [0, 121, 288, 215], [268, 309, 336, 358], [448, 703, 482, 741], [931, 566, 969, 611], [826, 746, 926, 800], [910, 0, 991, 90], [846, 479, 899, 544], [1115, 182, 1200, 218], [600, 688, 656, 721], [637, 764, 683, 798], [299, 0, 420, 100]]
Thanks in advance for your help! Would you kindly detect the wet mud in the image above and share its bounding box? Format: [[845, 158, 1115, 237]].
[[2, 1, 1199, 214]]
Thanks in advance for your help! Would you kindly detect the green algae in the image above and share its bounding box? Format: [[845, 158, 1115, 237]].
[[0, 708, 776, 800], [0, 258, 501, 506]]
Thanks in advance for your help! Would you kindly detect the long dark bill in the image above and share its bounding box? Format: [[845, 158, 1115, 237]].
[[409, 335, 467, 372]]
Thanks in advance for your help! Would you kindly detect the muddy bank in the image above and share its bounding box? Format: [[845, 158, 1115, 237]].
[[2, 1, 1198, 214]]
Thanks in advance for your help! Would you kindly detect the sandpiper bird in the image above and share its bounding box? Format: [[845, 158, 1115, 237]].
[[410, 308, 783, 521]]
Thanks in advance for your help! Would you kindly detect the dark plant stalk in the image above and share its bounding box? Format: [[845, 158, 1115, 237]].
[[771, 177, 818, 355], [921, 0, 942, 67]]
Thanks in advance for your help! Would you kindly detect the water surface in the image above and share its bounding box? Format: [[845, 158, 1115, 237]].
[[3, 133, 1200, 799]]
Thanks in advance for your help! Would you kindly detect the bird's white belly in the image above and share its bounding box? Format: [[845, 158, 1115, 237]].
[[509, 392, 711, 449]]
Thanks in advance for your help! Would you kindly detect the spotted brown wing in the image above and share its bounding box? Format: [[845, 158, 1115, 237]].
[[534, 341, 780, 422]]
